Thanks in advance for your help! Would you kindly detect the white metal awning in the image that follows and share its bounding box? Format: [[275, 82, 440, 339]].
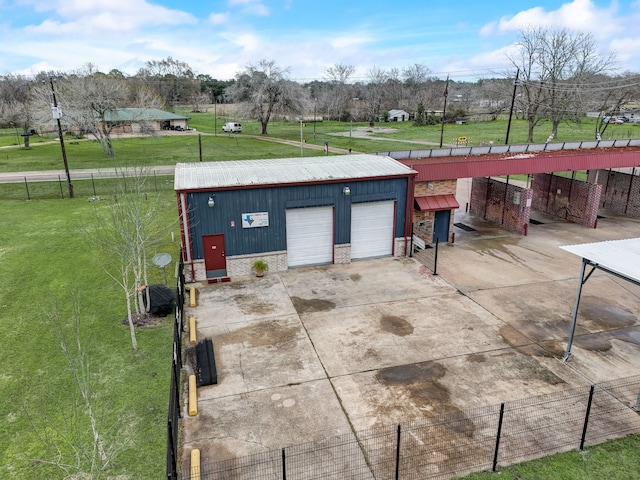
[[561, 237, 640, 285], [560, 237, 640, 361]]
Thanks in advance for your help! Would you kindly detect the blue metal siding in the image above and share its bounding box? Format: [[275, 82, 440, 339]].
[[187, 178, 408, 260]]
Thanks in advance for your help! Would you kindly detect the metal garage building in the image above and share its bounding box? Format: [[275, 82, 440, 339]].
[[175, 154, 416, 282]]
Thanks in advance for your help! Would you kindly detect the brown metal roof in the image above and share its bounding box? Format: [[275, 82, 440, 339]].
[[415, 194, 460, 211], [398, 147, 640, 181]]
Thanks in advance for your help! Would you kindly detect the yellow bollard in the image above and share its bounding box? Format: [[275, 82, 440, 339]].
[[189, 317, 197, 345], [190, 448, 201, 480], [188, 375, 198, 416], [189, 285, 197, 307]]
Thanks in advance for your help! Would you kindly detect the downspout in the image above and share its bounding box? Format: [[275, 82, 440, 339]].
[[179, 192, 195, 281], [404, 173, 415, 256]]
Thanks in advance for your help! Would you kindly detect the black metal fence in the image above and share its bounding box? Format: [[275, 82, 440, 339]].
[[183, 375, 640, 480], [167, 252, 186, 479], [0, 172, 175, 201], [413, 237, 439, 275]]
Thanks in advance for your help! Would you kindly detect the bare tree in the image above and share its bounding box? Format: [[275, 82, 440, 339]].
[[136, 56, 198, 106], [82, 169, 171, 349], [31, 298, 129, 479], [323, 63, 356, 120], [476, 78, 513, 120], [63, 65, 131, 156], [29, 65, 166, 156], [592, 73, 640, 138], [509, 27, 616, 141], [227, 59, 310, 134], [363, 66, 389, 122], [0, 74, 35, 136], [402, 63, 432, 111]]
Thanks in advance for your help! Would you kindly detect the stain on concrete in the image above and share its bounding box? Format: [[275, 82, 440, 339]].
[[575, 336, 612, 352], [614, 327, 640, 345], [467, 353, 487, 363], [291, 296, 336, 314], [499, 325, 530, 346], [376, 361, 475, 437], [515, 344, 558, 358], [350, 273, 362, 282], [472, 237, 527, 265], [232, 294, 277, 315], [380, 315, 414, 336], [222, 321, 300, 348], [509, 318, 588, 343], [538, 341, 566, 358], [579, 298, 637, 330]]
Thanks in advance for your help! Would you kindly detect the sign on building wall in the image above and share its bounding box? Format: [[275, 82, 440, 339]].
[[242, 212, 269, 228]]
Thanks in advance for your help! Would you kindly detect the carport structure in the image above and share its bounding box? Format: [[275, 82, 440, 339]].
[[386, 141, 640, 243], [561, 237, 640, 361]]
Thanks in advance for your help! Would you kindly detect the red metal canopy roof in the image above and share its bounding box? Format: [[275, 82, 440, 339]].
[[398, 147, 640, 181], [415, 194, 460, 211]]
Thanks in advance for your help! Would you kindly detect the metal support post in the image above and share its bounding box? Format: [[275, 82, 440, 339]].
[[563, 259, 595, 362], [492, 403, 505, 472]]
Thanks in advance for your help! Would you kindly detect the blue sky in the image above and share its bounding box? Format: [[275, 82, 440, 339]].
[[1, 0, 639, 81]]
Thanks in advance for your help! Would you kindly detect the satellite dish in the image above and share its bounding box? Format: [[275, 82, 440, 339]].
[[153, 253, 172, 284]]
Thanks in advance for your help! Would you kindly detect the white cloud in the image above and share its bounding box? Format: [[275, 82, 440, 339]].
[[208, 12, 230, 25], [481, 0, 618, 37], [330, 33, 374, 50], [221, 32, 263, 53], [227, 0, 270, 16], [22, 0, 196, 35]]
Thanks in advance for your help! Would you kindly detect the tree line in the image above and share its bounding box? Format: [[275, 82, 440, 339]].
[[1, 27, 639, 149]]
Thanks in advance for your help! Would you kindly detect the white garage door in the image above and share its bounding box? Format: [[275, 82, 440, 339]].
[[286, 207, 334, 267], [351, 201, 395, 260]]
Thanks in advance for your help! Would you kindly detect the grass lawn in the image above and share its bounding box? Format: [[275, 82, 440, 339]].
[[1, 115, 639, 174], [0, 192, 180, 479], [182, 109, 640, 147], [456, 434, 640, 479]]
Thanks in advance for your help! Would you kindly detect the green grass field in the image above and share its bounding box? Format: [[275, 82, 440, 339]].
[[456, 434, 640, 479], [1, 113, 639, 479], [0, 192, 180, 479]]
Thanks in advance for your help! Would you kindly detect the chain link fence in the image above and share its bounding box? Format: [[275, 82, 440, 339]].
[[182, 375, 640, 480]]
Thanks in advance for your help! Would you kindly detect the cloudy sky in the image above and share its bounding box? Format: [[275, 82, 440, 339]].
[[1, 0, 639, 81]]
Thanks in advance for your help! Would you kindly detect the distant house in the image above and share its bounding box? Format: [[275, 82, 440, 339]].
[[101, 108, 190, 134], [388, 109, 411, 122]]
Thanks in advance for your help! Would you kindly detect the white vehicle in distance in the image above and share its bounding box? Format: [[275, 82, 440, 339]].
[[222, 122, 242, 132]]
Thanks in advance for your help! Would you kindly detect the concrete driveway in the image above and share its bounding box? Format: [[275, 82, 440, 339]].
[[181, 207, 640, 469]]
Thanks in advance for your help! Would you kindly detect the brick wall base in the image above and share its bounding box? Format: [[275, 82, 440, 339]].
[[470, 178, 533, 235], [185, 239, 408, 282], [532, 174, 601, 227], [588, 169, 640, 218], [334, 244, 351, 264]]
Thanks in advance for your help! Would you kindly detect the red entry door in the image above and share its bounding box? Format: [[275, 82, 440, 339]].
[[202, 234, 227, 278]]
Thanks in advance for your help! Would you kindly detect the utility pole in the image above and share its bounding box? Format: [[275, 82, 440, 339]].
[[505, 69, 520, 145], [439, 75, 450, 148], [299, 115, 304, 157], [49, 78, 74, 198]]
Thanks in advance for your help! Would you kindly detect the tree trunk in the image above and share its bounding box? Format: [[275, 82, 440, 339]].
[[124, 284, 138, 350], [527, 117, 535, 143]]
